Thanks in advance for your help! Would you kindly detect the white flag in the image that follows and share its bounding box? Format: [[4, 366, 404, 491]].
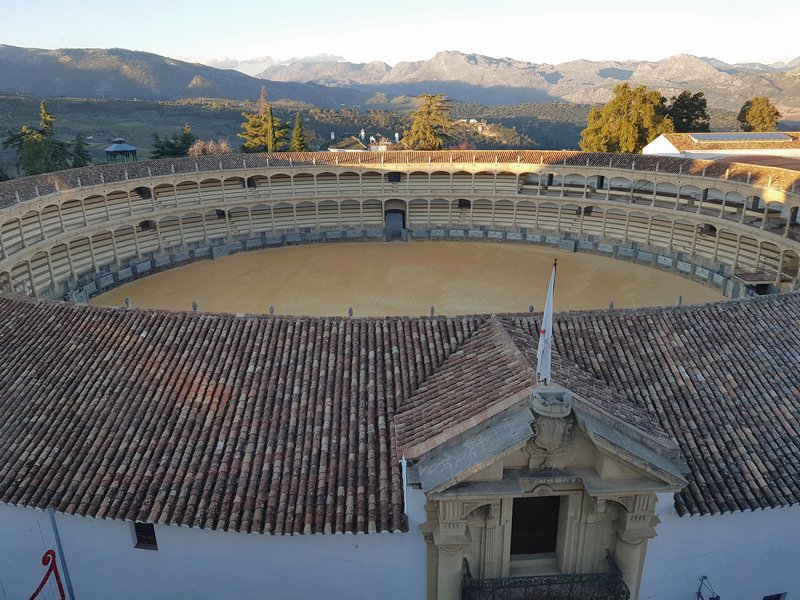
[[536, 261, 557, 384]]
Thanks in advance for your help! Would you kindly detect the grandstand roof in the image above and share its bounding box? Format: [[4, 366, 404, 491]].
[[1, 150, 799, 211], [1, 293, 798, 535]]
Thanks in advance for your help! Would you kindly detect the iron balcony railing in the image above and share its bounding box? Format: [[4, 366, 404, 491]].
[[462, 552, 630, 600]]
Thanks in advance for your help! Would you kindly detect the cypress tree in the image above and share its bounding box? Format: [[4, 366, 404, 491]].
[[290, 113, 309, 152]]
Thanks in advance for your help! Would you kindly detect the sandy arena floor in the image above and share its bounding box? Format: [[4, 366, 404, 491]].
[[92, 242, 724, 316]]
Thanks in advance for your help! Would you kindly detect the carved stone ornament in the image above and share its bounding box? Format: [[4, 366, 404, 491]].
[[531, 416, 573, 454]]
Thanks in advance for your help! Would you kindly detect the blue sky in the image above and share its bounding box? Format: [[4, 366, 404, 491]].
[[4, 0, 799, 68]]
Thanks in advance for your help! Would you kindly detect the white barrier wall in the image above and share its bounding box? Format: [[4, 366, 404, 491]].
[[640, 494, 800, 600], [0, 489, 428, 600]]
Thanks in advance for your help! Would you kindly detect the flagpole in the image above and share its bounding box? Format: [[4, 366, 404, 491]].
[[536, 259, 557, 385]]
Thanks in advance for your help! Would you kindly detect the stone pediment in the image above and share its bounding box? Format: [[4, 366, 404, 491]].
[[409, 383, 686, 497]]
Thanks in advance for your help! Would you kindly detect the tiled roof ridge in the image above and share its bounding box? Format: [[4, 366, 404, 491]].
[[394, 318, 539, 458], [497, 316, 671, 440]]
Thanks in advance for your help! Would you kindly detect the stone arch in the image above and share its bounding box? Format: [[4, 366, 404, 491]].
[[362, 199, 384, 228], [175, 180, 202, 207], [429, 170, 451, 193], [180, 212, 206, 244], [10, 259, 34, 295], [28, 250, 52, 295], [40, 204, 63, 236], [408, 199, 429, 227], [558, 202, 581, 232], [361, 170, 383, 193], [340, 199, 362, 228], [514, 200, 537, 228], [315, 171, 338, 196], [295, 201, 317, 230], [493, 200, 515, 228], [250, 204, 273, 233], [157, 215, 182, 248], [19, 210, 43, 246], [603, 207, 628, 241], [48, 243, 72, 284], [199, 178, 224, 203], [82, 194, 107, 226], [495, 171, 519, 194], [269, 173, 292, 197], [317, 200, 339, 229], [60, 198, 85, 230], [471, 199, 493, 226], [153, 183, 176, 207], [338, 171, 360, 194], [451, 170, 473, 193], [537, 201, 559, 231], [293, 173, 315, 197], [678, 184, 701, 203], [429, 199, 451, 226], [90, 230, 116, 267]]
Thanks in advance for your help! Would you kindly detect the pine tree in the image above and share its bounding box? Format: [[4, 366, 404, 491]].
[[737, 97, 781, 132], [290, 113, 309, 152], [579, 84, 674, 153], [2, 100, 70, 176], [39, 100, 55, 134], [239, 88, 286, 153], [666, 91, 710, 132], [151, 123, 198, 158], [71, 131, 92, 167], [403, 94, 451, 150]]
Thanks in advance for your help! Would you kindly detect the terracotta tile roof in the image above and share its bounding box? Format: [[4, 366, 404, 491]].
[[395, 318, 664, 459], [0, 297, 479, 534], [0, 292, 798, 529]]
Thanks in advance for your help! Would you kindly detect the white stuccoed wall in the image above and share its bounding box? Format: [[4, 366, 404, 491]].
[[640, 494, 800, 600], [1, 488, 428, 600]]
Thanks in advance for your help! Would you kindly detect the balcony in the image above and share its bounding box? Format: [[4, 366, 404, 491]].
[[462, 554, 630, 600]]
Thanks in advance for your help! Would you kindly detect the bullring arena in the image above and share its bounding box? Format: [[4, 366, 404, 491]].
[[1, 151, 800, 600], [0, 150, 798, 307]]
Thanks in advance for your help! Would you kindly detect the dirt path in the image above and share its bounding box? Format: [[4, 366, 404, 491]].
[[92, 242, 724, 316]]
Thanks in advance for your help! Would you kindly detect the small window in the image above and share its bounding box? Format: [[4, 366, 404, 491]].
[[458, 199, 471, 209], [510, 496, 560, 555], [386, 172, 402, 183], [133, 522, 158, 550], [763, 594, 787, 600]]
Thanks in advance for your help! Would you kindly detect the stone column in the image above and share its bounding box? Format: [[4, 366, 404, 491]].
[[436, 545, 464, 600], [613, 493, 659, 599], [432, 500, 470, 600], [482, 503, 503, 579]]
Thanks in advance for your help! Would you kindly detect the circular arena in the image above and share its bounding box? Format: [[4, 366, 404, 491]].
[[0, 150, 798, 305], [1, 151, 800, 600]]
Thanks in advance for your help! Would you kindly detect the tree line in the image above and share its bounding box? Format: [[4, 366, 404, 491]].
[[0, 86, 784, 178], [579, 84, 782, 153]]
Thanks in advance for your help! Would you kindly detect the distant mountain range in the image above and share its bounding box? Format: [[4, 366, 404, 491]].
[[0, 45, 372, 107], [256, 51, 800, 111], [1, 45, 799, 114]]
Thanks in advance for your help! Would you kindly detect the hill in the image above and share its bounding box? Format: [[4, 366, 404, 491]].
[[257, 50, 800, 111], [0, 45, 372, 107]]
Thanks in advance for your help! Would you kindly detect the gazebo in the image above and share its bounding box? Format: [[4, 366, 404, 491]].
[[104, 137, 137, 163]]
